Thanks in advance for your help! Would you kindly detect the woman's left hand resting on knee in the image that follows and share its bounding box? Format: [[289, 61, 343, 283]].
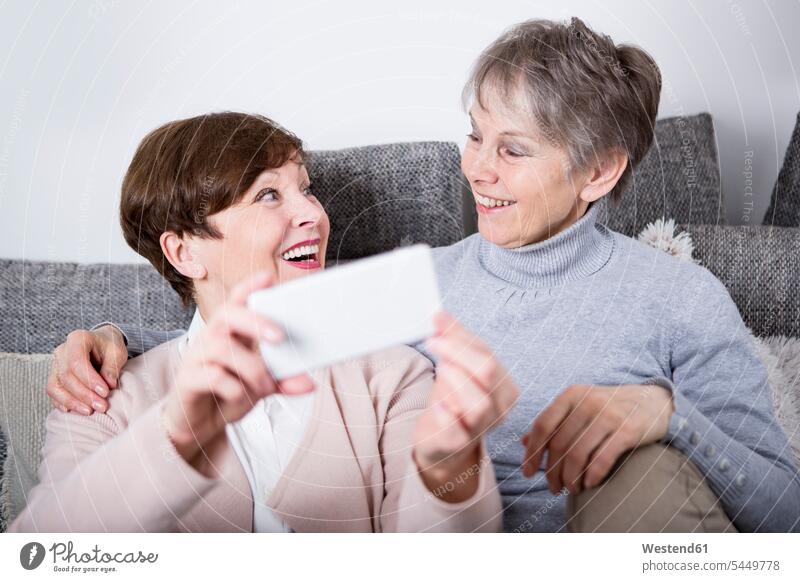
[[521, 384, 674, 496], [163, 271, 314, 475], [414, 312, 519, 502]]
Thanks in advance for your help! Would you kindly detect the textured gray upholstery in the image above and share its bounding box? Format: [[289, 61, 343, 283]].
[[685, 224, 800, 338], [0, 353, 52, 531], [600, 113, 724, 236], [3, 224, 798, 353], [0, 260, 193, 356], [764, 112, 800, 227], [307, 142, 468, 263]]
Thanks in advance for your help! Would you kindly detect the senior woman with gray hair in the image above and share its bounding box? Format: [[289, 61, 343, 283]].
[[47, 17, 800, 532]]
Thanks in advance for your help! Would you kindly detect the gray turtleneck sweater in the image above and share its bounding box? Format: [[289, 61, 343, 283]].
[[118, 203, 800, 532], [426, 203, 800, 532]]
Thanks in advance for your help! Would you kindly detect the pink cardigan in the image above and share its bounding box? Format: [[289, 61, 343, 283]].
[[10, 339, 502, 532]]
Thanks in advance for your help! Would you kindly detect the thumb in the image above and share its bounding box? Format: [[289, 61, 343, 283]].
[[94, 333, 127, 390], [99, 353, 123, 389]]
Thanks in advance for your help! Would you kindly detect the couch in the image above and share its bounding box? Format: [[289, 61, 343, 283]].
[[2, 112, 800, 531]]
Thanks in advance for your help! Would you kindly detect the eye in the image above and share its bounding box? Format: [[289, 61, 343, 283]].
[[303, 183, 316, 197], [501, 146, 526, 158], [467, 132, 481, 143], [255, 188, 278, 203]]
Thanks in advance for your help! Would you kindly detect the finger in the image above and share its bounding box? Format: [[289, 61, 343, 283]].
[[60, 372, 107, 414], [68, 347, 112, 398], [47, 393, 69, 413], [97, 345, 128, 391], [494, 380, 520, 426], [426, 335, 496, 392], [49, 383, 92, 415], [206, 339, 276, 399], [437, 363, 498, 435], [178, 363, 262, 425], [545, 401, 597, 493], [203, 314, 301, 398], [432, 364, 463, 416], [432, 311, 471, 337], [522, 397, 575, 478], [432, 311, 490, 353], [277, 374, 315, 395], [559, 423, 611, 495], [209, 338, 313, 401], [47, 371, 65, 411], [199, 364, 248, 403], [46, 361, 62, 403], [227, 270, 274, 306], [431, 310, 454, 334], [193, 367, 260, 425], [58, 332, 101, 392], [545, 409, 592, 494], [217, 366, 280, 423], [583, 430, 637, 490], [211, 305, 284, 345]]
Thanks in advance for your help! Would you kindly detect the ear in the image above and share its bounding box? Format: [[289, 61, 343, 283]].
[[159, 231, 207, 281], [577, 149, 628, 203]]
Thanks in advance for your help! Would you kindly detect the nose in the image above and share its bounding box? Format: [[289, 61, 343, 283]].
[[289, 193, 324, 230], [464, 145, 498, 185]]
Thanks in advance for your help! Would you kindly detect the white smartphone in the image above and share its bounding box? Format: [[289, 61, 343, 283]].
[[247, 244, 441, 379]]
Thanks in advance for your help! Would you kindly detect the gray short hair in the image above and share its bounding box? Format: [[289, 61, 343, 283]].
[[463, 17, 662, 200]]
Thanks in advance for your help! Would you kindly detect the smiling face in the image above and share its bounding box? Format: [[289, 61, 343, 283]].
[[183, 160, 330, 316], [460, 18, 662, 249], [461, 96, 593, 249]]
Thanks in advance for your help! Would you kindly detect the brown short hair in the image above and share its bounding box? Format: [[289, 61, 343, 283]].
[[463, 17, 661, 200], [120, 112, 303, 305]]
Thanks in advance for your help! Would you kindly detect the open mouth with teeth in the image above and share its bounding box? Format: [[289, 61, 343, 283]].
[[280, 238, 322, 270], [476, 194, 517, 213]]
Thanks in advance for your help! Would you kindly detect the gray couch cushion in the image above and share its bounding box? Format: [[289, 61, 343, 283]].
[[685, 224, 800, 338], [0, 260, 193, 356], [0, 353, 52, 532], [307, 141, 467, 262], [764, 112, 800, 226], [600, 113, 724, 236], [0, 430, 5, 530]]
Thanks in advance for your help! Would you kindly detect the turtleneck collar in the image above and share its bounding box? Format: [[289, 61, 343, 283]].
[[477, 201, 615, 289]]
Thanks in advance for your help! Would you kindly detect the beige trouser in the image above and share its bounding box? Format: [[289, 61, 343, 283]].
[[566, 443, 737, 532]]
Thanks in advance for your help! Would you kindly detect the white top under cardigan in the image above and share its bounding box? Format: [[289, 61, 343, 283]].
[[179, 310, 316, 533]]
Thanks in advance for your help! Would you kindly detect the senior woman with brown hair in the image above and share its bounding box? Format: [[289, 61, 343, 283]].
[[46, 17, 800, 532], [10, 111, 517, 533]]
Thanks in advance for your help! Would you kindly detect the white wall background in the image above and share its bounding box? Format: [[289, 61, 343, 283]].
[[1, 0, 798, 264]]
